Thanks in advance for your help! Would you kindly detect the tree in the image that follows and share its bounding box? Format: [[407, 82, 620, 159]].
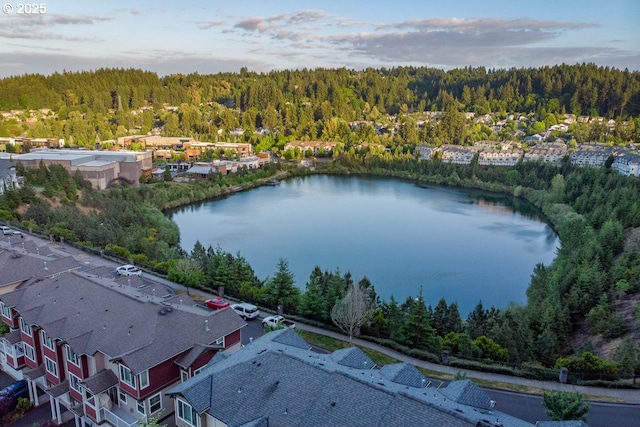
[[137, 415, 168, 427], [263, 258, 300, 311], [331, 282, 374, 344], [542, 391, 590, 421], [167, 258, 203, 294]]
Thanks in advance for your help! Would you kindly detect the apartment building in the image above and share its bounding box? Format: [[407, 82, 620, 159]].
[[0, 263, 245, 427]]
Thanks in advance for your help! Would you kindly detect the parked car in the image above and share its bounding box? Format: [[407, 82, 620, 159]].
[[262, 315, 295, 330], [0, 380, 29, 416], [116, 264, 142, 276], [231, 303, 260, 320], [205, 297, 230, 310], [1, 226, 12, 235]]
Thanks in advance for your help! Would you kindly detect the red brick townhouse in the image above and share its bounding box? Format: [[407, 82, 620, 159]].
[[0, 269, 245, 427]]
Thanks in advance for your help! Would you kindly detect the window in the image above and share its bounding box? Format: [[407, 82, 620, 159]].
[[24, 343, 35, 361], [118, 389, 127, 405], [193, 366, 204, 376], [138, 370, 149, 389], [66, 345, 79, 366], [137, 399, 145, 415], [177, 399, 197, 427], [180, 370, 189, 383], [69, 373, 82, 393], [149, 393, 162, 414], [41, 331, 54, 350], [0, 302, 11, 320], [119, 364, 135, 388], [215, 337, 224, 346], [45, 356, 58, 377], [19, 317, 32, 336]]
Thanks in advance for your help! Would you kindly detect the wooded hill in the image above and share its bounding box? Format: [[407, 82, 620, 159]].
[[1, 65, 640, 149]]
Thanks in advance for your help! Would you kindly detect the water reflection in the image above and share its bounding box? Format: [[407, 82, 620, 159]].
[[168, 176, 559, 315]]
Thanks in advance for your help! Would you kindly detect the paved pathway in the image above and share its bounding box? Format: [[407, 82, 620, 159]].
[[3, 231, 639, 407]]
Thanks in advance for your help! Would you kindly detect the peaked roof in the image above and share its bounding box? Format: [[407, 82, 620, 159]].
[[379, 362, 429, 388], [0, 249, 80, 288], [330, 346, 375, 369], [1, 271, 245, 374], [168, 329, 533, 427], [441, 379, 493, 410]]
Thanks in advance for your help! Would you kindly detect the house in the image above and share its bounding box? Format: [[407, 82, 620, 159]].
[[167, 328, 537, 427], [417, 145, 440, 160], [524, 143, 568, 165], [0, 248, 80, 296], [440, 145, 475, 165], [570, 144, 614, 168], [0, 265, 245, 426], [0, 159, 22, 195], [612, 152, 640, 177], [283, 140, 338, 156]]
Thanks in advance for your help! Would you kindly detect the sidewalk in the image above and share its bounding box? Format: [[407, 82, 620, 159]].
[[5, 232, 639, 406], [295, 322, 640, 405]]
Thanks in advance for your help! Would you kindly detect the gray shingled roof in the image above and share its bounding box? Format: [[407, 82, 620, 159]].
[[47, 380, 69, 397], [168, 330, 533, 427], [23, 365, 46, 380], [2, 271, 245, 374], [81, 369, 119, 394], [271, 327, 311, 349], [330, 346, 375, 369], [379, 362, 429, 388], [3, 329, 22, 344], [441, 379, 493, 410], [175, 344, 222, 369], [0, 249, 80, 288]]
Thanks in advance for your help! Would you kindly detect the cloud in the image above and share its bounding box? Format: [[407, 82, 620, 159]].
[[0, 13, 112, 42], [0, 50, 273, 78], [197, 20, 225, 30]]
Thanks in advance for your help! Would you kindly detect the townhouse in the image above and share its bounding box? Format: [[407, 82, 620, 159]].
[[167, 328, 539, 427], [0, 264, 245, 427], [612, 152, 640, 177], [570, 144, 615, 167], [523, 143, 568, 165], [0, 159, 22, 195], [440, 144, 475, 165], [283, 140, 339, 156]]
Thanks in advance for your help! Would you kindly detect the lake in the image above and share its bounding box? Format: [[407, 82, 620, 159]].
[[167, 175, 559, 315]]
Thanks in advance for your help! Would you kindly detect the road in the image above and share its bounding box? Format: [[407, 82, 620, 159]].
[[6, 234, 640, 427], [488, 389, 640, 427]]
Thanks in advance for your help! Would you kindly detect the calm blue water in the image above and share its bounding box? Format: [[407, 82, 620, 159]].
[[168, 175, 559, 315]]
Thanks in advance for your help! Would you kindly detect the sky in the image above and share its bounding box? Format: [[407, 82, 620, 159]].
[[0, 0, 639, 78]]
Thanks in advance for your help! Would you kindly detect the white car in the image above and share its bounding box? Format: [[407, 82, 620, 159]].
[[116, 264, 142, 276], [231, 303, 260, 320]]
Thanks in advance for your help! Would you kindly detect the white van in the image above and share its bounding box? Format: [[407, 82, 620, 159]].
[[1, 226, 12, 235], [231, 303, 260, 320]]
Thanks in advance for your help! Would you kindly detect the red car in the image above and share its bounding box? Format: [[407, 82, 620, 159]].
[[205, 297, 230, 310]]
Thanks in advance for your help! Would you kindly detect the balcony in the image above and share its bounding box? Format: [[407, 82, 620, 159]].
[[101, 406, 143, 427]]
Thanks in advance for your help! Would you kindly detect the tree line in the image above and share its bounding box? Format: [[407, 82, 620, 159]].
[[2, 65, 640, 148]]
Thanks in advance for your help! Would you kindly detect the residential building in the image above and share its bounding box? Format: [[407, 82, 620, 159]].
[[612, 152, 640, 177], [440, 145, 475, 165], [478, 148, 523, 166], [570, 144, 614, 168], [0, 159, 22, 195], [524, 143, 568, 165], [283, 140, 339, 156], [167, 328, 541, 427], [0, 263, 245, 427], [417, 145, 439, 160]]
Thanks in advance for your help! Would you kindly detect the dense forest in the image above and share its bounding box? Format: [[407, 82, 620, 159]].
[[1, 65, 639, 381], [1, 64, 640, 148]]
